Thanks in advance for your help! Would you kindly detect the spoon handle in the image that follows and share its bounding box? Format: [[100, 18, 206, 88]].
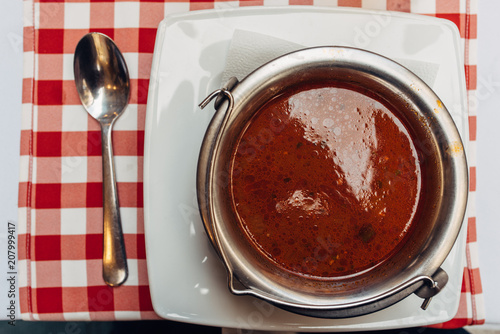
[[101, 122, 128, 287]]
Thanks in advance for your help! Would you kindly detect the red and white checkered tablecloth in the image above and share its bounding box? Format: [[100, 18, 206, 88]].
[[18, 0, 484, 327]]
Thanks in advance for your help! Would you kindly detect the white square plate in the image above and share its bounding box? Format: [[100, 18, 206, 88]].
[[144, 6, 468, 331]]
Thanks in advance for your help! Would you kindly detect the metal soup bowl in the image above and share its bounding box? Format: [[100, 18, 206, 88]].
[[197, 47, 468, 318]]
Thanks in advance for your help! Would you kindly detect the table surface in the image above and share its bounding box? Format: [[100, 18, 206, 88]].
[[1, 0, 498, 327]]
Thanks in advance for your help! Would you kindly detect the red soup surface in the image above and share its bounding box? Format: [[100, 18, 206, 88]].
[[230, 83, 422, 279]]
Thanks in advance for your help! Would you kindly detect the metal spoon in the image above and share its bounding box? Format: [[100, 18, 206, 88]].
[[74, 33, 129, 287]]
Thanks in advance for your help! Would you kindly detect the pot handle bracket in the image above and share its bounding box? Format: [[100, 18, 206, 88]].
[[199, 77, 239, 111], [415, 267, 449, 310]]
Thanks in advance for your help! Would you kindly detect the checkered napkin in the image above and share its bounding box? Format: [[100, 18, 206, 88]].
[[18, 0, 484, 326]]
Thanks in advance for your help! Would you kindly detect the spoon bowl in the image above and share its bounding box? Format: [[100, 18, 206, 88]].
[[74, 32, 130, 287]]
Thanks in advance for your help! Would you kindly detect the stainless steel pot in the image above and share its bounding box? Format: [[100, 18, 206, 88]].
[[197, 47, 468, 318]]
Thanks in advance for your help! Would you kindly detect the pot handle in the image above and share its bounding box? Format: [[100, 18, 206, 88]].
[[227, 267, 448, 311], [415, 267, 449, 310]]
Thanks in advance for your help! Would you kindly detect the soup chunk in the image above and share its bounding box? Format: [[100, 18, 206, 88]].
[[230, 85, 421, 278]]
